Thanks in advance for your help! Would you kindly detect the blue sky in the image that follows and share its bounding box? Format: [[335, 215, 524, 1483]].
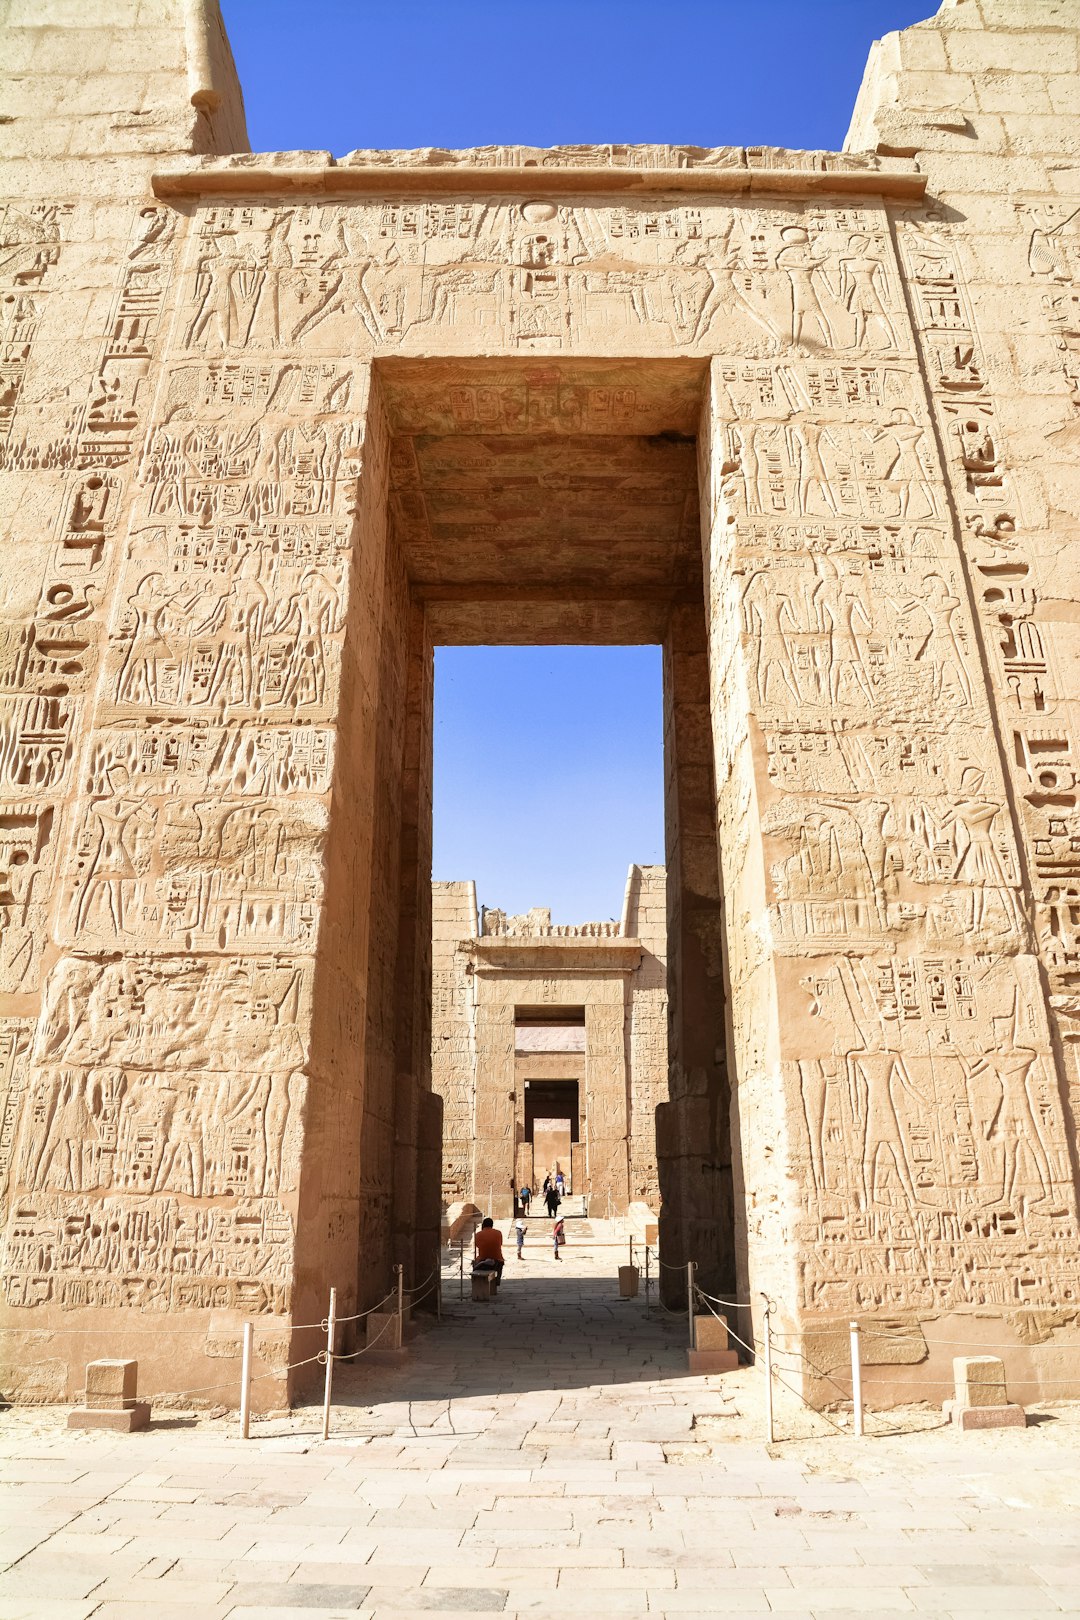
[[222, 0, 933, 923]]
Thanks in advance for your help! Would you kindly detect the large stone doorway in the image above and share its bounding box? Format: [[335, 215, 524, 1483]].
[[387, 357, 737, 1289]]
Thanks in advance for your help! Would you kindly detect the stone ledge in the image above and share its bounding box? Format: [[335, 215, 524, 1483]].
[[469, 937, 644, 974], [151, 155, 927, 201]]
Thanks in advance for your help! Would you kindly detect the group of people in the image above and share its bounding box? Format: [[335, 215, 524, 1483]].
[[472, 1171, 568, 1284], [517, 1171, 565, 1219]]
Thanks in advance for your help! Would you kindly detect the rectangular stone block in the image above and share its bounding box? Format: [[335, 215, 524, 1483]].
[[953, 1355, 1008, 1407], [471, 1273, 497, 1302], [84, 1359, 138, 1411], [945, 1401, 1027, 1431], [688, 1348, 739, 1374], [694, 1315, 730, 1351], [618, 1265, 640, 1298], [366, 1311, 403, 1350], [68, 1402, 150, 1432]]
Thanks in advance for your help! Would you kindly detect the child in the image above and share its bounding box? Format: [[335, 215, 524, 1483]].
[[514, 1218, 527, 1259], [552, 1217, 564, 1260]]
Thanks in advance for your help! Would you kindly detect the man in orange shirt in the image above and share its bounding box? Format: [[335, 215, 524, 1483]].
[[473, 1217, 505, 1283]]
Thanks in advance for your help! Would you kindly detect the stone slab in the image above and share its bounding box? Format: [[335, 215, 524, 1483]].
[[67, 1404, 151, 1433], [944, 1401, 1027, 1431]]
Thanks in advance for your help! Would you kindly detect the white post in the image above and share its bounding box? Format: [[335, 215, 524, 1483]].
[[644, 1245, 650, 1313], [239, 1320, 253, 1440], [687, 1260, 696, 1351], [320, 1286, 337, 1443], [763, 1299, 774, 1445], [850, 1320, 863, 1437], [396, 1263, 404, 1341]]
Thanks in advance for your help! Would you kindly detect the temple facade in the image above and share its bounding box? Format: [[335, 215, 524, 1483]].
[[1, 0, 1080, 1408]]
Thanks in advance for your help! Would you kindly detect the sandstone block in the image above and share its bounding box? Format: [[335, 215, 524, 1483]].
[[693, 1315, 730, 1352], [68, 1403, 150, 1432], [952, 1355, 1008, 1407], [618, 1265, 640, 1298], [945, 1401, 1027, 1431], [366, 1311, 403, 1351], [84, 1358, 138, 1411], [688, 1349, 739, 1374]]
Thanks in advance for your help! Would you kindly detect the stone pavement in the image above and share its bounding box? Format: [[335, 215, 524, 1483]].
[[2, 1220, 1079, 1619]]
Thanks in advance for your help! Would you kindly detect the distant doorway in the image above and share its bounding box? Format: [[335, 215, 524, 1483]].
[[524, 1078, 580, 1192]]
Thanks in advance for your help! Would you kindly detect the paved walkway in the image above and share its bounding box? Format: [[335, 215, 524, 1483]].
[[2, 1220, 1079, 1619]]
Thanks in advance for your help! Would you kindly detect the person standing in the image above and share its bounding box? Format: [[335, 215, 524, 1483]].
[[514, 1218, 527, 1260], [555, 1169, 565, 1198], [552, 1216, 565, 1260]]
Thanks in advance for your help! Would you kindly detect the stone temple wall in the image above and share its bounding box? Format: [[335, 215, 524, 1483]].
[[432, 866, 668, 1218], [1, 0, 1079, 1406]]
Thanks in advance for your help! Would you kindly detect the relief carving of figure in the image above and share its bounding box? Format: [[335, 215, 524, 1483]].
[[838, 234, 898, 349], [776, 225, 836, 349], [71, 766, 156, 937], [809, 554, 874, 706], [867, 409, 937, 519]]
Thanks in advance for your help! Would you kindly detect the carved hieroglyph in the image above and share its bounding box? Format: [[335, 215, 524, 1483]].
[[2, 0, 1080, 1406]]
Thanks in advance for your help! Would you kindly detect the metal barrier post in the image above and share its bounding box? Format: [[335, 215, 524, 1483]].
[[239, 1320, 253, 1440], [850, 1319, 863, 1437], [763, 1298, 774, 1444], [396, 1263, 404, 1342], [687, 1260, 696, 1351], [644, 1245, 651, 1313], [321, 1286, 337, 1442], [459, 1238, 464, 1301]]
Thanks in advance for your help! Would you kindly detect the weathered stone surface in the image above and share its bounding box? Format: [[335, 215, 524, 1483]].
[[1, 0, 1080, 1409]]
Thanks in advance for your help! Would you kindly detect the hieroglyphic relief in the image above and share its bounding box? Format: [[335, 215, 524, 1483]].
[[2, 954, 307, 1311], [0, 204, 62, 443], [708, 229, 1080, 1308], [160, 199, 914, 361], [788, 952, 1080, 1313], [898, 205, 1080, 1037]]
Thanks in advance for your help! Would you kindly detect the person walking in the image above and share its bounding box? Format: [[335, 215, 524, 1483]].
[[552, 1216, 565, 1260], [555, 1169, 565, 1197], [514, 1217, 527, 1259], [544, 1183, 560, 1218], [519, 1183, 532, 1218], [542, 1174, 551, 1202]]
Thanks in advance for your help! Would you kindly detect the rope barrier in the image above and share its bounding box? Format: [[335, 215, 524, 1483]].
[[334, 1289, 398, 1326], [0, 1316, 338, 1336], [858, 1328, 1080, 1352], [329, 1310, 398, 1360], [403, 1268, 438, 1297], [693, 1285, 755, 1310]]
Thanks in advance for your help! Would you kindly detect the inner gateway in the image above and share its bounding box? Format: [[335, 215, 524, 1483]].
[[364, 356, 737, 1301]]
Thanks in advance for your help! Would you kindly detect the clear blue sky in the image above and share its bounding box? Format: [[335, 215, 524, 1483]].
[[221, 0, 933, 924]]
